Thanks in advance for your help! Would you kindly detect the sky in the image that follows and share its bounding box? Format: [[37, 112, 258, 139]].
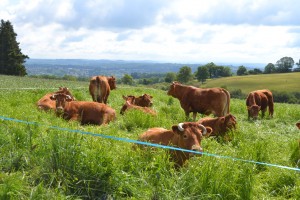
[[1, 0, 300, 64]]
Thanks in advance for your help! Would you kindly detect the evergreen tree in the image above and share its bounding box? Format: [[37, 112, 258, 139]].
[[0, 20, 28, 76]]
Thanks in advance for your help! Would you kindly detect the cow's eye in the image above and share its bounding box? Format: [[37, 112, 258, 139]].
[[183, 134, 188, 139]]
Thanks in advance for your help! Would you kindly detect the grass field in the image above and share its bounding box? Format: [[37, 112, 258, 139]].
[[0, 75, 300, 199], [203, 72, 300, 94]]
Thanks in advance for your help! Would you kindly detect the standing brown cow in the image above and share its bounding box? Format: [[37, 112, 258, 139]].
[[167, 82, 230, 120], [138, 122, 213, 167], [246, 89, 274, 120], [50, 93, 116, 125], [37, 87, 75, 111], [198, 114, 237, 137], [89, 76, 116, 104]]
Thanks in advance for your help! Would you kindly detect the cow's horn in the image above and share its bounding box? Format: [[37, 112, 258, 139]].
[[198, 124, 207, 136], [178, 123, 184, 131]]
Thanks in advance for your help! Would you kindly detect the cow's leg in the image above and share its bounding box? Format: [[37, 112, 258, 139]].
[[261, 108, 267, 118], [192, 112, 197, 121]]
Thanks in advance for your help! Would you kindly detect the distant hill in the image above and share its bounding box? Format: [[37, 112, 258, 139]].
[[25, 59, 265, 78]]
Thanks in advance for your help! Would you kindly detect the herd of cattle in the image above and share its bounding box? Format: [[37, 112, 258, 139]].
[[36, 75, 300, 167]]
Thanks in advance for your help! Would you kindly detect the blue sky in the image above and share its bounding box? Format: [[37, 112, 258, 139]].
[[1, 0, 300, 64]]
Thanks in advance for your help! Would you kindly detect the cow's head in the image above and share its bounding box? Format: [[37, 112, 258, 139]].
[[167, 81, 180, 96], [120, 98, 132, 115], [247, 105, 261, 120], [223, 114, 237, 130], [171, 122, 213, 156], [50, 93, 73, 114], [137, 94, 153, 107], [56, 87, 76, 101], [108, 76, 116, 90], [296, 122, 300, 129]]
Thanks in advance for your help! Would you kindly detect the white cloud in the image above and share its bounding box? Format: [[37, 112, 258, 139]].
[[1, 0, 300, 64]]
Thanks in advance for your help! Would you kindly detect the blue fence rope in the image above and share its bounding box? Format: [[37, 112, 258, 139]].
[[1, 115, 299, 172]]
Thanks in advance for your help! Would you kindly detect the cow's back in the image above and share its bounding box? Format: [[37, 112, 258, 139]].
[[89, 76, 110, 103], [76, 102, 115, 125], [37, 93, 55, 111], [188, 87, 229, 116], [139, 128, 174, 145]]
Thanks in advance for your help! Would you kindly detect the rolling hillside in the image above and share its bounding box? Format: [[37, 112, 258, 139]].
[[203, 72, 300, 93]]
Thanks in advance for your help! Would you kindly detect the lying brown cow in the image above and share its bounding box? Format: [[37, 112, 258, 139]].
[[138, 122, 213, 167], [246, 89, 274, 120], [198, 114, 237, 137], [122, 94, 153, 107], [167, 82, 230, 120], [120, 97, 156, 116], [37, 87, 75, 111], [50, 93, 116, 125], [89, 76, 116, 104]]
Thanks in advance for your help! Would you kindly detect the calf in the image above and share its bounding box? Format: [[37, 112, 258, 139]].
[[50, 93, 116, 125], [246, 89, 274, 120], [138, 122, 213, 167], [122, 94, 153, 107], [120, 99, 156, 116], [37, 87, 75, 111], [198, 114, 237, 137]]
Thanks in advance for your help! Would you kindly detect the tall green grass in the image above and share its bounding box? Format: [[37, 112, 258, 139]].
[[0, 75, 300, 199]]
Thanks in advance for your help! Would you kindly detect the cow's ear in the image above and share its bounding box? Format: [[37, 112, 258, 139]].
[[247, 106, 251, 110], [50, 94, 56, 100], [171, 125, 182, 135], [220, 117, 225, 122], [205, 126, 213, 136], [122, 95, 127, 100], [66, 95, 73, 102]]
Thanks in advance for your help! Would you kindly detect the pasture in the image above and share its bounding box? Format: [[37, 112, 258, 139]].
[[203, 72, 300, 94], [0, 75, 300, 199]]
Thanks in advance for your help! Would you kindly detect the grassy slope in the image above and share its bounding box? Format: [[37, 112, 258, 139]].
[[203, 72, 300, 93], [0, 75, 300, 199]]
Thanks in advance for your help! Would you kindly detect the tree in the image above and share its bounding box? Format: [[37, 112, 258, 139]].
[[177, 66, 193, 83], [264, 63, 276, 74], [195, 66, 209, 84], [165, 72, 177, 83], [121, 74, 134, 85], [294, 59, 300, 72], [236, 65, 247, 76], [275, 56, 294, 73], [0, 20, 28, 76]]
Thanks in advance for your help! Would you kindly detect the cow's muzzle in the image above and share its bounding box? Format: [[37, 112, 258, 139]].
[[191, 145, 203, 156]]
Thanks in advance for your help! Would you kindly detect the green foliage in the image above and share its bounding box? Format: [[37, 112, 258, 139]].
[[165, 72, 177, 83], [0, 75, 300, 199], [264, 63, 276, 74], [276, 56, 294, 73], [195, 65, 209, 83], [177, 66, 193, 83], [237, 65, 248, 76], [0, 20, 28, 76], [121, 73, 134, 85]]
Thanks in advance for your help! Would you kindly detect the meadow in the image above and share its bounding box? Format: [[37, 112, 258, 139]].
[[0, 74, 300, 199]]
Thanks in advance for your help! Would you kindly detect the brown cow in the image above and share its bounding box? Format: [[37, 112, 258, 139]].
[[198, 114, 237, 137], [138, 122, 213, 167], [37, 87, 75, 111], [50, 93, 116, 125], [246, 89, 274, 120], [89, 76, 116, 104], [122, 94, 153, 107], [167, 82, 230, 120], [120, 98, 156, 116]]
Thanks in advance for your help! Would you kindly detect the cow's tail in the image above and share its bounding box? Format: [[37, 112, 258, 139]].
[[222, 88, 230, 115], [96, 76, 102, 103]]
